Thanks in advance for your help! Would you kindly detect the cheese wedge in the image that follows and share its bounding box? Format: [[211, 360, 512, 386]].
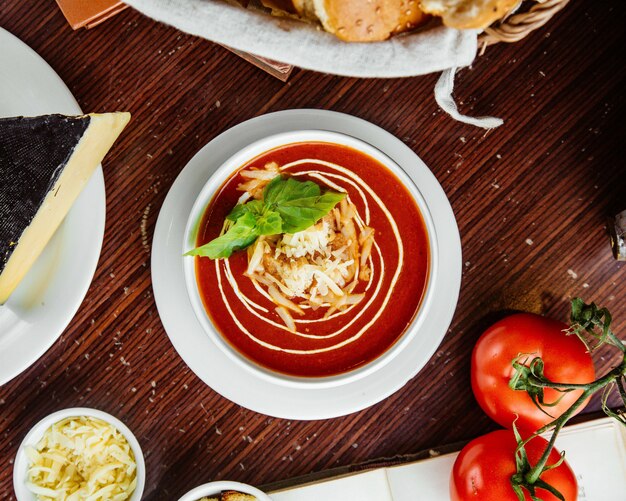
[[0, 112, 130, 304]]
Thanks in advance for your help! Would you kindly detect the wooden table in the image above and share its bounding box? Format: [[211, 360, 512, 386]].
[[1, 1, 624, 498]]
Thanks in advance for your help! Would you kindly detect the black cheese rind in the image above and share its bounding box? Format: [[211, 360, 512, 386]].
[[0, 114, 90, 273]]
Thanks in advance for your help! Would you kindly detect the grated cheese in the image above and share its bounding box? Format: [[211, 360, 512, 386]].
[[279, 219, 332, 259], [26, 416, 137, 501], [236, 163, 376, 331]]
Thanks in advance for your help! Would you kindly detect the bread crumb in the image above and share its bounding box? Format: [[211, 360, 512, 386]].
[[525, 238, 534, 245], [567, 269, 578, 279]]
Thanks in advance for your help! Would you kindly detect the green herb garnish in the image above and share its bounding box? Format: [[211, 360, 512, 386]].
[[186, 175, 345, 259]]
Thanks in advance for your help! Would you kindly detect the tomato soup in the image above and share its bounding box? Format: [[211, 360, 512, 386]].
[[195, 142, 429, 378]]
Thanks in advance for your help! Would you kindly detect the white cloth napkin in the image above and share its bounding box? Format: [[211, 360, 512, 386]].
[[125, 0, 502, 128]]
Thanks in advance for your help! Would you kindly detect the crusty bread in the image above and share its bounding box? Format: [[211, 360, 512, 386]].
[[261, 0, 428, 41], [221, 491, 257, 501], [419, 0, 520, 29], [255, 0, 519, 40], [260, 0, 298, 14], [318, 0, 428, 42]]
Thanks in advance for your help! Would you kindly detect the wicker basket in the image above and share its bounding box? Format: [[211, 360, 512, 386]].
[[479, 0, 570, 49]]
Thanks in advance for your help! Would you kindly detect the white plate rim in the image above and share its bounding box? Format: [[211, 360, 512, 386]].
[[151, 109, 462, 420], [0, 27, 106, 386]]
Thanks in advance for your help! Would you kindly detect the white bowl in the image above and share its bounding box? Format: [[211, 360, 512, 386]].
[[178, 481, 272, 501], [183, 130, 438, 389], [13, 407, 146, 501]]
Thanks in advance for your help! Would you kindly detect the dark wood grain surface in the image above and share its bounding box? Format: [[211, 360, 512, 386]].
[[1, 0, 624, 498]]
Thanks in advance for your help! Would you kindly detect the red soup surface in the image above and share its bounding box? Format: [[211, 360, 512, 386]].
[[195, 142, 429, 378]]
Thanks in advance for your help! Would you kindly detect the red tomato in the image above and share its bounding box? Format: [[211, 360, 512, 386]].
[[471, 313, 595, 430], [450, 430, 577, 501]]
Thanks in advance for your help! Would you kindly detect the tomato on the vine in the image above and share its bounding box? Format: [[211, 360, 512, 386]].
[[450, 430, 577, 501], [471, 313, 595, 430]]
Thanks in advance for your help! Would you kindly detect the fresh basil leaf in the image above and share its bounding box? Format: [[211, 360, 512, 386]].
[[277, 191, 346, 233], [264, 176, 320, 205], [226, 200, 264, 221], [256, 209, 282, 235], [263, 175, 345, 233], [226, 204, 246, 221], [262, 175, 287, 205], [227, 199, 282, 236], [185, 212, 260, 259], [187, 175, 345, 260]]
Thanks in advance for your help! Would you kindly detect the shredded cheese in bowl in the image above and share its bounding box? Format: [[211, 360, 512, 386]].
[[25, 416, 137, 501]]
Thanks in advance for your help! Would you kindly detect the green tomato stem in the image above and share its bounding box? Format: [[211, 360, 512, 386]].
[[617, 378, 626, 404], [524, 357, 626, 484], [527, 356, 626, 391], [524, 388, 592, 484], [608, 331, 626, 353], [527, 378, 597, 391]]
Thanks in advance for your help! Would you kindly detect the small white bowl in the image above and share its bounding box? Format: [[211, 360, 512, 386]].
[[13, 407, 146, 501], [183, 129, 438, 390], [178, 481, 272, 501]]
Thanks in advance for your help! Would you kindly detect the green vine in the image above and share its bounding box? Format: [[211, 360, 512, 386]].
[[508, 298, 626, 500]]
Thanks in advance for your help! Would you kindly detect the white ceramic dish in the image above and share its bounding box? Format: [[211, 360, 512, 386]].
[[178, 480, 272, 501], [0, 28, 106, 386], [151, 109, 462, 419], [13, 407, 145, 501], [183, 130, 438, 389]]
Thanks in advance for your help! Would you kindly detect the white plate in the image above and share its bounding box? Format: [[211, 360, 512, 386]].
[[151, 109, 462, 419], [0, 28, 106, 385]]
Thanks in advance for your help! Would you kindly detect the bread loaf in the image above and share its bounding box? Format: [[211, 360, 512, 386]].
[[419, 0, 520, 29], [251, 0, 518, 41], [261, 0, 429, 41]]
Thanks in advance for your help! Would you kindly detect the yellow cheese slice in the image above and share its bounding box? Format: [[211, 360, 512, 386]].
[[0, 112, 130, 304]]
